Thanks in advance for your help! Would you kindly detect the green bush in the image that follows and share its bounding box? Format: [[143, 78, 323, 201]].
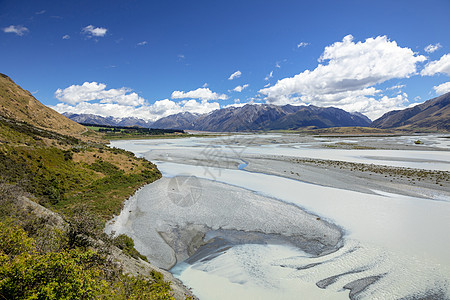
[[0, 250, 107, 300], [89, 159, 121, 176], [114, 273, 174, 300], [113, 234, 148, 262], [0, 221, 35, 256], [0, 221, 175, 300], [66, 205, 103, 248]]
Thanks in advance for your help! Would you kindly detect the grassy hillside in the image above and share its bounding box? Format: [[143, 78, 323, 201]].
[[0, 115, 161, 219], [0, 114, 180, 299], [0, 74, 191, 299], [0, 74, 89, 138]]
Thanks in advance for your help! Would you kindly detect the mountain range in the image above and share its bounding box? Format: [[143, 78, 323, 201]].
[[65, 104, 372, 131], [2, 72, 447, 132], [65, 92, 449, 132], [63, 113, 152, 128]]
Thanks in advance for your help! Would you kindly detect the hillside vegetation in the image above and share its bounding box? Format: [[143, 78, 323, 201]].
[[0, 115, 161, 218], [0, 74, 191, 299]]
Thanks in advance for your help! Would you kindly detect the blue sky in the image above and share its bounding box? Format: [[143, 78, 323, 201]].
[[1, 0, 450, 121]]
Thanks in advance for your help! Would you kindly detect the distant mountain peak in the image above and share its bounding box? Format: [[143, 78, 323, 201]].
[[371, 92, 450, 131], [64, 103, 373, 132], [151, 103, 372, 131]]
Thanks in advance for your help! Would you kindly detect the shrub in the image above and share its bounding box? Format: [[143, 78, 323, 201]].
[[89, 160, 121, 176], [113, 234, 148, 262], [0, 220, 35, 256], [115, 273, 174, 300], [66, 205, 103, 248], [0, 249, 107, 300]]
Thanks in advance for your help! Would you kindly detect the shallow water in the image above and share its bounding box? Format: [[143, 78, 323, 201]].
[[111, 135, 450, 171], [109, 135, 450, 299]]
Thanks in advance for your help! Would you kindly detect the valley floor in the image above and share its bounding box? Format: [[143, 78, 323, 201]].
[[108, 133, 450, 300]]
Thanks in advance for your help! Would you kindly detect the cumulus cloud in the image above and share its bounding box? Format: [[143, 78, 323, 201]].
[[421, 53, 450, 76], [55, 82, 145, 106], [171, 87, 228, 101], [259, 35, 426, 119], [424, 43, 442, 53], [2, 25, 29, 36], [52, 99, 218, 122], [82, 25, 107, 37], [62, 34, 70, 40], [53, 82, 220, 121], [231, 84, 249, 92], [433, 81, 450, 95], [137, 41, 147, 46], [228, 70, 241, 80], [297, 42, 309, 48]]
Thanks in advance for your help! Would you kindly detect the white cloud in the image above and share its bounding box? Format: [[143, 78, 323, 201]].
[[424, 43, 442, 53], [55, 82, 145, 106], [228, 70, 241, 80], [387, 84, 406, 90], [36, 10, 46, 15], [53, 82, 220, 121], [62, 34, 70, 40], [202, 83, 208, 88], [137, 41, 147, 46], [231, 84, 249, 92], [180, 99, 219, 114], [297, 42, 309, 48], [52, 98, 218, 122], [259, 35, 426, 119], [264, 71, 273, 81], [2, 25, 29, 36], [433, 81, 450, 95], [82, 25, 107, 37], [421, 53, 450, 76], [171, 87, 228, 101]]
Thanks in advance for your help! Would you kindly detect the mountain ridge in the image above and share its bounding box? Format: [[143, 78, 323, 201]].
[[371, 92, 450, 131], [65, 104, 372, 131], [0, 73, 86, 137], [63, 112, 153, 128]]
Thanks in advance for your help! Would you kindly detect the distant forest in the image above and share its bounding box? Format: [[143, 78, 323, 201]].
[[80, 123, 185, 135]]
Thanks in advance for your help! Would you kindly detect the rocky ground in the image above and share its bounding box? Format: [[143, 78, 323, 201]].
[[145, 133, 449, 201], [244, 154, 449, 200]]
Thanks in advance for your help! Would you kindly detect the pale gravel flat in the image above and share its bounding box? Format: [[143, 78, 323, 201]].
[[106, 176, 343, 269]]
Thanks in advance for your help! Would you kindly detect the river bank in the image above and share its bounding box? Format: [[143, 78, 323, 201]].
[[108, 134, 450, 299]]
